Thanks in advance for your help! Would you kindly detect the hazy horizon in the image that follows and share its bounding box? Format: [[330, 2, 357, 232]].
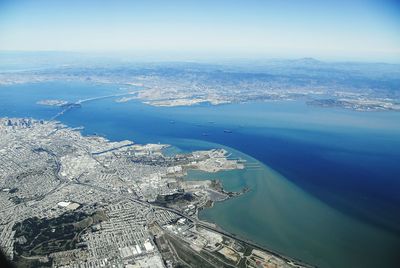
[[1, 0, 399, 63], [1, 50, 400, 65]]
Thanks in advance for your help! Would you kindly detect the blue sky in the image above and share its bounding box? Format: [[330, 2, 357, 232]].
[[0, 0, 399, 62]]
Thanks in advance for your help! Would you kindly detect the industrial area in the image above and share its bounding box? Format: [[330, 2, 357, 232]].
[[0, 118, 310, 268]]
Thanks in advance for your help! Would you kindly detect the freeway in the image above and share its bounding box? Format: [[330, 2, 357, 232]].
[[76, 178, 313, 268], [128, 197, 313, 268]]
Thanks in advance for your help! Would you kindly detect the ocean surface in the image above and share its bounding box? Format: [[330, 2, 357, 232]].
[[1, 81, 400, 268]]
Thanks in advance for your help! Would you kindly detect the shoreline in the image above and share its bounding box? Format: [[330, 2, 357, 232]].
[[1, 117, 312, 268], [148, 199, 314, 268], [2, 93, 400, 268]]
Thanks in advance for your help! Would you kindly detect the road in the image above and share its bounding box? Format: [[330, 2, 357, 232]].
[[75, 174, 313, 268], [50, 92, 136, 121], [127, 197, 313, 268]]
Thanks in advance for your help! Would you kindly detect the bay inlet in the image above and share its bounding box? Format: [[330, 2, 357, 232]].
[[1, 81, 400, 268]]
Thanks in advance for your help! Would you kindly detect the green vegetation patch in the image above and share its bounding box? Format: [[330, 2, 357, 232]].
[[13, 210, 107, 258]]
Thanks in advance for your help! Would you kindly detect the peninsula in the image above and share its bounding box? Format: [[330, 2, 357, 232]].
[[0, 118, 310, 268]]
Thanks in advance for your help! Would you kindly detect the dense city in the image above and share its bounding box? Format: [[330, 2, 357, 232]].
[[0, 118, 308, 268]]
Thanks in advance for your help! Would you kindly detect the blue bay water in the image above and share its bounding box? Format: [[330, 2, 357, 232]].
[[1, 81, 400, 268]]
